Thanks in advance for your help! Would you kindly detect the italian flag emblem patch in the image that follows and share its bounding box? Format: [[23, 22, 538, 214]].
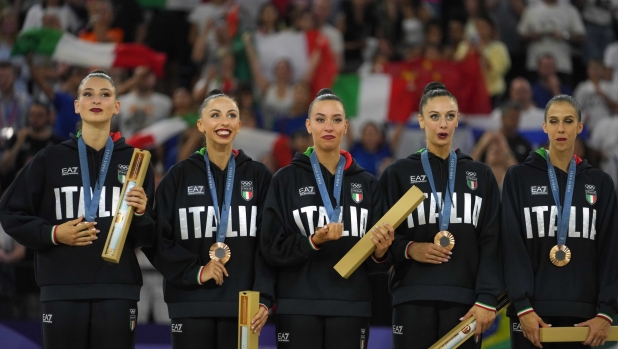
[[351, 183, 363, 203], [466, 171, 478, 190], [240, 181, 253, 201], [585, 184, 597, 205]]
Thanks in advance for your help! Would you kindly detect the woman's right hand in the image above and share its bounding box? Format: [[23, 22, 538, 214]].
[[407, 242, 451, 264], [520, 311, 551, 348], [312, 224, 343, 245], [200, 260, 229, 286], [55, 216, 99, 246]]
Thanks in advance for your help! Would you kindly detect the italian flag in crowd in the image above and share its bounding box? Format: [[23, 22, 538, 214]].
[[126, 114, 198, 149], [11, 28, 167, 77]]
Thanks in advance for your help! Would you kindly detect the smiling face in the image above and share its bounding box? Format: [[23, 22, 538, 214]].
[[418, 95, 459, 151], [306, 99, 347, 152], [543, 101, 583, 153], [197, 96, 241, 148], [74, 76, 119, 127]]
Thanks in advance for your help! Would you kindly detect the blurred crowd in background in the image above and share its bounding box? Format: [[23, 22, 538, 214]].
[[2, 0, 618, 330]]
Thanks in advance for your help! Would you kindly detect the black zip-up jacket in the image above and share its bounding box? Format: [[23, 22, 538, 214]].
[[0, 133, 155, 301], [502, 149, 618, 322], [260, 147, 392, 317], [143, 148, 275, 318], [380, 149, 503, 310]]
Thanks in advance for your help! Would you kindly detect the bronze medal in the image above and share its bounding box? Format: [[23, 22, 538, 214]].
[[434, 231, 455, 251], [549, 244, 571, 267], [209, 242, 231, 264]]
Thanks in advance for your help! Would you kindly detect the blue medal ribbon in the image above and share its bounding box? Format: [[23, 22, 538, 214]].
[[421, 149, 457, 231], [204, 151, 236, 243], [310, 151, 345, 223], [546, 152, 576, 246], [78, 135, 114, 222]]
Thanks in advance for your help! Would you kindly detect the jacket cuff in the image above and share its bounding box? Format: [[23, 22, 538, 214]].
[[43, 225, 59, 246], [596, 313, 613, 324], [475, 294, 498, 311], [308, 235, 321, 250], [259, 295, 272, 309], [405, 241, 414, 259], [514, 298, 534, 317], [134, 210, 145, 216], [598, 303, 617, 321], [371, 251, 390, 263], [188, 265, 204, 285]]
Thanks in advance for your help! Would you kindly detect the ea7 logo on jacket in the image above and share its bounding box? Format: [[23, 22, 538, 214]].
[[171, 324, 183, 333], [277, 333, 289, 342], [241, 181, 253, 201], [62, 167, 78, 176], [410, 175, 427, 184], [585, 184, 597, 205], [466, 171, 477, 190], [187, 186, 205, 195], [42, 314, 53, 323], [531, 186, 548, 195], [299, 186, 315, 196], [393, 325, 403, 335], [351, 183, 363, 203]]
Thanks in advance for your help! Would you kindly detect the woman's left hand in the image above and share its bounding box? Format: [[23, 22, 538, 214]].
[[576, 316, 611, 347], [461, 305, 496, 343], [371, 223, 394, 259], [125, 186, 148, 214], [251, 305, 269, 335]]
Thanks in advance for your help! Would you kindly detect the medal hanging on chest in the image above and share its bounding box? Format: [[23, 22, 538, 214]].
[[546, 153, 576, 267], [204, 151, 235, 264], [421, 149, 457, 251], [310, 151, 345, 233], [78, 135, 114, 222]]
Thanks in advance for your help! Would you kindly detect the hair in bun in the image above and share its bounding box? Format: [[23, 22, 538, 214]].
[[78, 69, 117, 96], [199, 89, 238, 117], [308, 88, 345, 117], [419, 81, 458, 113], [423, 81, 447, 95], [544, 94, 582, 122]]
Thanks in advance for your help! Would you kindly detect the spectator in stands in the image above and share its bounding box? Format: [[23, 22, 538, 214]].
[[117, 70, 172, 138], [463, 0, 488, 41], [445, 16, 465, 61], [337, 0, 378, 71], [193, 50, 238, 104], [580, 0, 617, 65], [488, 0, 525, 78], [473, 130, 517, 190], [268, 128, 313, 172], [458, 14, 510, 106], [257, 2, 285, 34], [272, 81, 311, 136], [349, 122, 392, 177], [531, 54, 573, 108], [517, 0, 585, 82], [0, 228, 25, 318], [21, 0, 82, 33], [0, 61, 31, 151], [236, 83, 263, 129], [400, 0, 429, 51], [243, 32, 322, 129], [0, 101, 62, 191], [474, 101, 532, 164], [574, 59, 617, 131], [603, 38, 618, 89], [78, 0, 123, 43], [0, 9, 27, 93], [313, 0, 344, 70]]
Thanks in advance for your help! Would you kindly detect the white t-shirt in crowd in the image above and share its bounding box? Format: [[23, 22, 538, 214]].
[[117, 91, 173, 138], [581, 0, 618, 26], [517, 1, 585, 73], [604, 42, 618, 87], [21, 4, 81, 33], [188, 3, 228, 34], [574, 80, 617, 130]]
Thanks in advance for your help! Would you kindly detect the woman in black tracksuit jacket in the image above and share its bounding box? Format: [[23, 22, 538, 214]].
[[381, 82, 503, 349], [260, 88, 395, 349], [143, 89, 274, 349], [0, 70, 154, 349], [502, 95, 618, 349]]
